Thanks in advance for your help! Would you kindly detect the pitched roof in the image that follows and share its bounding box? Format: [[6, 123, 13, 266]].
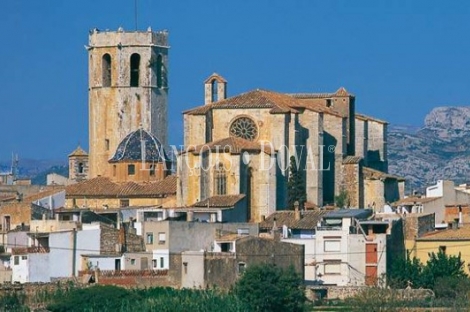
[[184, 89, 301, 115], [417, 225, 470, 241], [68, 146, 88, 157], [289, 87, 354, 99], [259, 210, 327, 230], [204, 73, 227, 83], [65, 175, 177, 198], [192, 194, 246, 208], [393, 196, 440, 206], [343, 156, 363, 164], [355, 113, 388, 125], [363, 167, 405, 181], [184, 137, 274, 155]]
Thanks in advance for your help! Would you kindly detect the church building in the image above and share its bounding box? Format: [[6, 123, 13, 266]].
[[177, 74, 403, 222]]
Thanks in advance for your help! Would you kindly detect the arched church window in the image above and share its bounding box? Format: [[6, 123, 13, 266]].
[[211, 79, 218, 103], [130, 53, 141, 87], [78, 162, 84, 174], [229, 117, 258, 141], [102, 54, 112, 87], [214, 163, 227, 195], [156, 54, 163, 88]]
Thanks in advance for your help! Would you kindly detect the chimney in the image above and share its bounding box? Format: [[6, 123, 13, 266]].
[[187, 210, 194, 222], [294, 201, 301, 221], [271, 217, 279, 240]]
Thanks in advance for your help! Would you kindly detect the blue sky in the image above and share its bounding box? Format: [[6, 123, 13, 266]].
[[1, 0, 469, 160]]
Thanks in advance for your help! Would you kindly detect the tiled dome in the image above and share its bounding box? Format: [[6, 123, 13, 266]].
[[109, 129, 169, 163]]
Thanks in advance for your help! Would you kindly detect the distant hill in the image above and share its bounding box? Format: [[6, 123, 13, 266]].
[[0, 158, 67, 185], [388, 106, 470, 193]]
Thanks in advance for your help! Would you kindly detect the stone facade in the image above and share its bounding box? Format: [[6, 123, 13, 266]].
[[88, 28, 169, 178], [68, 146, 89, 184], [179, 76, 397, 220]]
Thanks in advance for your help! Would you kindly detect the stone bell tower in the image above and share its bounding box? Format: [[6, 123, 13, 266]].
[[87, 27, 169, 178]]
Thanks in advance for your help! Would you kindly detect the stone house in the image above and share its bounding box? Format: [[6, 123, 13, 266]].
[[181, 236, 305, 289]]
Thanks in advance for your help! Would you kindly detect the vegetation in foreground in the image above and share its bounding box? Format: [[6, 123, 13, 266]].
[[0, 264, 306, 312]]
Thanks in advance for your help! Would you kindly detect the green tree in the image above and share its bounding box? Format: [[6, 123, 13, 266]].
[[387, 252, 424, 289], [334, 188, 349, 208], [287, 156, 306, 209], [421, 250, 467, 291], [233, 264, 306, 312]]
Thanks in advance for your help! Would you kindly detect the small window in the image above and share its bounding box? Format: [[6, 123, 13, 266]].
[[221, 243, 230, 252], [160, 257, 164, 268], [102, 54, 112, 87], [324, 240, 341, 252], [150, 164, 155, 176], [130, 53, 140, 87], [78, 162, 84, 174], [238, 262, 246, 275], [14, 256, 19, 265], [214, 163, 227, 195], [113, 165, 117, 176], [62, 215, 71, 221], [326, 99, 333, 107], [21, 256, 27, 260], [158, 232, 166, 244], [146, 233, 154, 244], [324, 261, 341, 275], [439, 246, 447, 254], [120, 199, 129, 207], [152, 259, 157, 268], [128, 164, 135, 175], [211, 79, 218, 102], [130, 259, 136, 265], [105, 139, 110, 151]]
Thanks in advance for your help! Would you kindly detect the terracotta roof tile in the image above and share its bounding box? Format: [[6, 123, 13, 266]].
[[193, 195, 245, 208], [355, 113, 388, 125], [66, 175, 176, 197], [185, 137, 274, 155], [417, 225, 470, 241], [363, 167, 405, 181], [184, 89, 300, 115], [259, 210, 327, 230], [68, 145, 88, 157], [393, 196, 440, 206], [343, 156, 363, 164]]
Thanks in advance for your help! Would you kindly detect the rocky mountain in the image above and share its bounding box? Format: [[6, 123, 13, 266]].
[[388, 106, 470, 193]]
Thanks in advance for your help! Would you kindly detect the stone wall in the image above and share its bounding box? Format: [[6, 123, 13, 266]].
[[100, 224, 144, 253], [342, 162, 363, 208]]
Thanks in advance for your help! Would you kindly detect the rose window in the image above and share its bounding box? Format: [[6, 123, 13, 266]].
[[229, 117, 258, 141]]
